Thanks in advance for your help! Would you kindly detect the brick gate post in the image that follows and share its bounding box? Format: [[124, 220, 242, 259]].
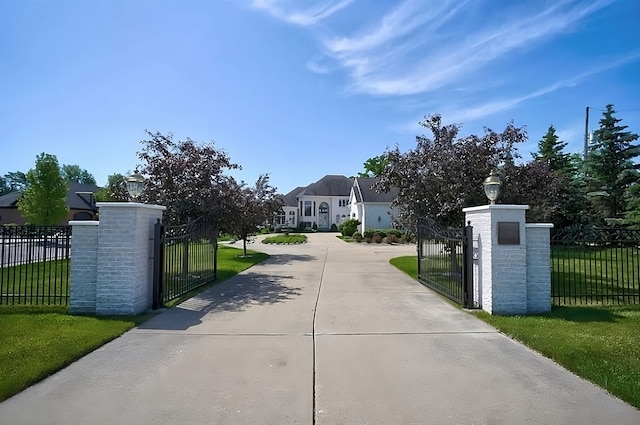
[[463, 205, 552, 315]]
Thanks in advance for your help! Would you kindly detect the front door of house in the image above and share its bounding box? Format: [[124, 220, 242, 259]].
[[318, 202, 329, 230]]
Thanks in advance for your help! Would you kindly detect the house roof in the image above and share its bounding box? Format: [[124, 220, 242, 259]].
[[353, 177, 398, 203], [0, 191, 21, 207], [281, 186, 304, 207], [0, 182, 100, 210], [298, 175, 352, 197]]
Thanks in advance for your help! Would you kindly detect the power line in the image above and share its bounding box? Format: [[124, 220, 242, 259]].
[[587, 106, 640, 112]]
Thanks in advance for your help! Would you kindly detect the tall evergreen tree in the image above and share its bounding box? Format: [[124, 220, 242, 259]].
[[61, 164, 96, 185], [17, 153, 69, 225], [533, 125, 572, 174], [583, 104, 640, 225]]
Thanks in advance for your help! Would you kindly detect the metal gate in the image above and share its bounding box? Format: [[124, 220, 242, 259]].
[[152, 217, 218, 309], [417, 217, 474, 308]]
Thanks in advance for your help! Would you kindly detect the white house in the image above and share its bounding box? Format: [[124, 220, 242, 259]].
[[275, 175, 398, 233], [349, 177, 399, 235], [276, 175, 352, 231]]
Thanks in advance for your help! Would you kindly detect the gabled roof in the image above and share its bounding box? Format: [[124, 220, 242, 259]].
[[353, 177, 398, 203], [0, 191, 21, 207], [0, 182, 99, 210], [298, 175, 352, 197], [281, 186, 304, 207]]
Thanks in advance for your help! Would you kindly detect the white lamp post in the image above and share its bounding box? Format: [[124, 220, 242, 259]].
[[483, 170, 502, 204]]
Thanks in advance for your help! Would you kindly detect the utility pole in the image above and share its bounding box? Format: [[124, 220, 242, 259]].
[[584, 106, 589, 158]]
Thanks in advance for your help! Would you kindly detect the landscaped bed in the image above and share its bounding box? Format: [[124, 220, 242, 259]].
[[262, 234, 307, 244]]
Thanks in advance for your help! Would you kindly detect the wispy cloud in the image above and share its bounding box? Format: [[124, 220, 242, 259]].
[[304, 0, 612, 96], [446, 52, 640, 123], [250, 0, 625, 103], [251, 0, 353, 26], [306, 59, 332, 74]]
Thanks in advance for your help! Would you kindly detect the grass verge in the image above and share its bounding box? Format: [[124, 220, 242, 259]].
[[262, 234, 307, 244], [389, 254, 640, 410], [390, 255, 417, 279], [0, 245, 268, 402], [0, 306, 152, 402], [476, 306, 640, 409]]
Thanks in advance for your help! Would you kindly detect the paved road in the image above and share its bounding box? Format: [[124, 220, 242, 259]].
[[0, 233, 638, 424]]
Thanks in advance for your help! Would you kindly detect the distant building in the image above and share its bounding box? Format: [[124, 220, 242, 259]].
[[275, 175, 398, 233], [0, 182, 99, 225], [349, 177, 399, 234]]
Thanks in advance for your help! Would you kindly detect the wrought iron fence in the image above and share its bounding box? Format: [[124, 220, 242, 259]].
[[154, 217, 218, 307], [417, 217, 474, 308], [551, 226, 640, 305], [0, 225, 71, 305]]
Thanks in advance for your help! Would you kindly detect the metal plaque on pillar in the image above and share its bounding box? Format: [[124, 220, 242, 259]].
[[498, 222, 520, 245]]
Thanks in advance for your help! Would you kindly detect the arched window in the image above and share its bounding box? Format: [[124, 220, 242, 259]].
[[319, 203, 329, 213]]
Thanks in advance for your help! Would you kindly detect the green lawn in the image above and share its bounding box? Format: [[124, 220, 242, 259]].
[[0, 245, 268, 402], [390, 255, 640, 409], [477, 306, 640, 409], [552, 246, 640, 303], [0, 306, 152, 402], [262, 234, 307, 244], [390, 256, 417, 279]]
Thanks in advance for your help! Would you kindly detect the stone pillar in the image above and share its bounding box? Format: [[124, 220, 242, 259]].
[[463, 205, 529, 315], [95, 202, 165, 315], [525, 224, 553, 313], [69, 221, 99, 314], [463, 205, 553, 315]]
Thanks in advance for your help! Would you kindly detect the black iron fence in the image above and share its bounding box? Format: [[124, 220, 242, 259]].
[[417, 217, 474, 308], [552, 226, 640, 305], [0, 225, 71, 305], [153, 217, 218, 307]]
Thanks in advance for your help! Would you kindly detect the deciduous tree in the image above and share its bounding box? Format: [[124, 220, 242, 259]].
[[136, 131, 239, 225], [358, 155, 388, 178], [94, 173, 130, 202], [17, 153, 68, 225], [222, 174, 283, 256], [376, 114, 527, 227]]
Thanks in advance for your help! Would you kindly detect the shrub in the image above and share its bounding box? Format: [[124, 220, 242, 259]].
[[330, 223, 338, 232], [312, 222, 318, 231], [387, 229, 403, 238], [363, 229, 388, 239], [341, 218, 360, 237], [352, 231, 362, 242], [259, 226, 272, 234], [372, 233, 383, 243], [387, 234, 398, 244], [399, 234, 407, 244], [298, 221, 306, 232]]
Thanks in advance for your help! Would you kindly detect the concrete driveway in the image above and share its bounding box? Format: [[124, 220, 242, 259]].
[[0, 233, 638, 424]]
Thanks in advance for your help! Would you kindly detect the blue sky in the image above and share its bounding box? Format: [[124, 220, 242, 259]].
[[1, 0, 639, 195]]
